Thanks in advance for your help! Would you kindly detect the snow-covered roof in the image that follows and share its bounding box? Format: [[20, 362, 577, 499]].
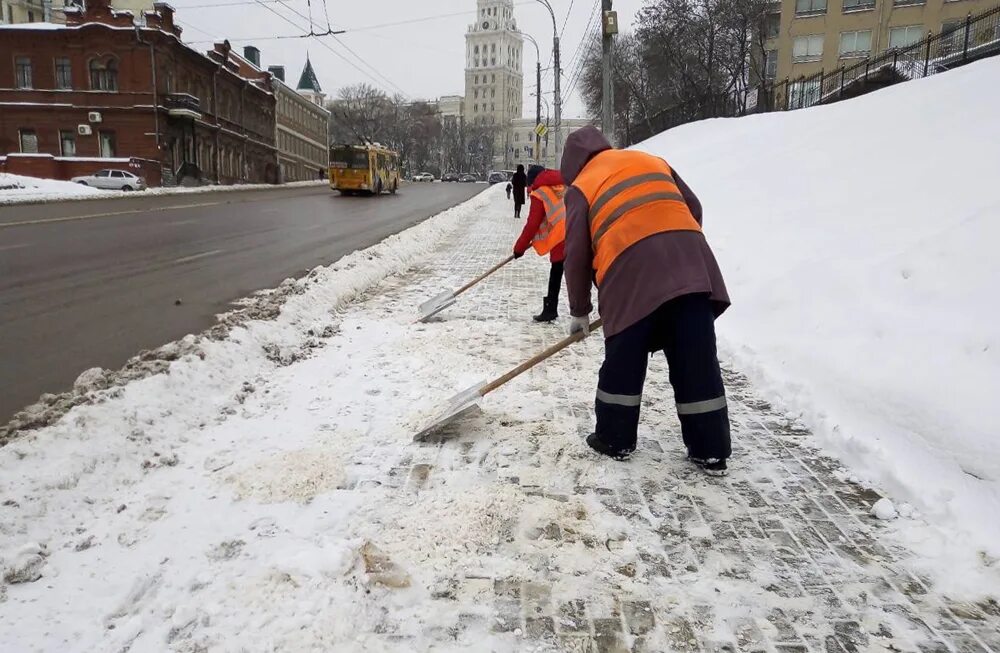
[[0, 22, 66, 30]]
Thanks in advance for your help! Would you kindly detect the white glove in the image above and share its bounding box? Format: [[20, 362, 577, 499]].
[[569, 315, 590, 337]]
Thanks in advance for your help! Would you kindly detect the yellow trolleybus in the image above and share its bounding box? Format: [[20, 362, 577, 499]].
[[329, 143, 400, 196]]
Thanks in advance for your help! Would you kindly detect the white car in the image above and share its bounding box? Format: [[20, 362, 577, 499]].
[[412, 172, 435, 182], [71, 169, 148, 191]]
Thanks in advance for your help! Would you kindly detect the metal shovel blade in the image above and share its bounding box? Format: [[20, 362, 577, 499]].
[[417, 291, 457, 322], [412, 381, 486, 442]]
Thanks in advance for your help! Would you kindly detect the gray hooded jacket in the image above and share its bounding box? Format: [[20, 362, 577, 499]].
[[560, 126, 730, 338]]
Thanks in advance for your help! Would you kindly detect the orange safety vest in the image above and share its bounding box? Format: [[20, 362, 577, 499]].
[[529, 184, 567, 256], [572, 150, 702, 285]]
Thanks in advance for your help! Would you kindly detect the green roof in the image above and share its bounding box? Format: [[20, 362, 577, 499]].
[[296, 57, 322, 93]]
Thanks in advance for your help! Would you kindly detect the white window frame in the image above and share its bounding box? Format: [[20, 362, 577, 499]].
[[764, 49, 779, 79], [839, 30, 873, 57], [59, 130, 76, 156], [792, 34, 825, 62], [795, 0, 827, 16], [15, 56, 32, 89], [842, 0, 876, 11], [19, 129, 38, 153], [888, 25, 924, 50]]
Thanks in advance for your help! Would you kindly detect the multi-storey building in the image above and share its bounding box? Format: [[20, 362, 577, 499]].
[[0, 0, 150, 25], [509, 117, 593, 171], [0, 0, 278, 185], [243, 48, 330, 183], [464, 0, 524, 167], [764, 0, 998, 83]]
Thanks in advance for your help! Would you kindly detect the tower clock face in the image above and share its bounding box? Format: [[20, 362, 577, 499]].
[[482, 20, 490, 30]]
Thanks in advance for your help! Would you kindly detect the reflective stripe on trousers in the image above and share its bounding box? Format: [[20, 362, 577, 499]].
[[676, 396, 727, 415], [596, 389, 642, 407]]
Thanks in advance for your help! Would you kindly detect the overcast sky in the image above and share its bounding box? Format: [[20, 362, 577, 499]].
[[171, 0, 646, 119]]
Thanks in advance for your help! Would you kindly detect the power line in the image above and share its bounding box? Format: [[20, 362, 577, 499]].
[[562, 0, 603, 107], [247, 0, 405, 97], [560, 0, 576, 39]]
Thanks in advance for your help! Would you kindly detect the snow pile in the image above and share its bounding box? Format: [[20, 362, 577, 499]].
[[0, 172, 107, 204], [0, 172, 327, 206], [638, 57, 1000, 558]]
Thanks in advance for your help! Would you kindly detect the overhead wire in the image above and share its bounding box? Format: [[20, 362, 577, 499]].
[[561, 0, 603, 106]]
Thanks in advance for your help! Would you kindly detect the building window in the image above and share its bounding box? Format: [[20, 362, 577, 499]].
[[99, 131, 116, 157], [940, 19, 966, 55], [90, 58, 118, 91], [765, 13, 781, 39], [792, 34, 824, 62], [839, 30, 872, 57], [60, 130, 76, 156], [893, 0, 924, 5], [15, 57, 32, 89], [795, 0, 827, 16], [764, 50, 778, 80], [888, 25, 924, 50], [19, 129, 38, 153], [842, 0, 876, 11], [55, 57, 72, 89], [789, 79, 821, 107]]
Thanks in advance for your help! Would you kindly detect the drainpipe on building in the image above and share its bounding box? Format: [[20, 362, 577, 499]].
[[873, 0, 890, 54], [213, 67, 221, 184], [134, 25, 160, 154], [240, 81, 247, 183]]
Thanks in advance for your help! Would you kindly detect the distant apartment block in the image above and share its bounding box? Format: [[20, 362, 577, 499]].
[[764, 0, 999, 82]]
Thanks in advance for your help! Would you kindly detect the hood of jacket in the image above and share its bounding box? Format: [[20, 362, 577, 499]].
[[531, 168, 565, 191], [560, 125, 613, 185]]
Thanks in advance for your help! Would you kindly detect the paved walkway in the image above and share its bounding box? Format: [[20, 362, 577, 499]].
[[4, 190, 997, 652], [344, 193, 1000, 652]]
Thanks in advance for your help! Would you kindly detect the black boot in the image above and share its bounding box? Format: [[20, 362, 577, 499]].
[[586, 432, 635, 461], [533, 297, 558, 322]]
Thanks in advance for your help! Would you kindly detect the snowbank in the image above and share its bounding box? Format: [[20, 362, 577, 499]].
[[0, 172, 106, 204], [637, 57, 1000, 562], [0, 172, 327, 206]]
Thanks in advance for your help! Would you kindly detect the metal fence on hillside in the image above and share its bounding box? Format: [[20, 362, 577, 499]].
[[628, 3, 1000, 144]]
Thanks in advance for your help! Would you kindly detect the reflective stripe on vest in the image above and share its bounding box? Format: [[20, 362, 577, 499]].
[[530, 184, 567, 256], [572, 150, 702, 285]]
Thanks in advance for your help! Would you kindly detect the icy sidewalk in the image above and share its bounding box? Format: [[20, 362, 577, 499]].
[[1, 188, 998, 653]]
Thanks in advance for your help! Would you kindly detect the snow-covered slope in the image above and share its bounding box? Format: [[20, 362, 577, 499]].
[[637, 57, 1000, 558]]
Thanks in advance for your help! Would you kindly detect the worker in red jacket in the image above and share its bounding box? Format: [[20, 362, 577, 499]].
[[513, 165, 567, 322]]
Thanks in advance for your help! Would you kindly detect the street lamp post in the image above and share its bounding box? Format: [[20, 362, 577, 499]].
[[535, 0, 561, 169], [518, 31, 543, 164]]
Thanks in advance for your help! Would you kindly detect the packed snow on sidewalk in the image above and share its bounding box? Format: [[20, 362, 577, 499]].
[[2, 183, 999, 651], [638, 56, 1000, 574], [0, 171, 107, 204]]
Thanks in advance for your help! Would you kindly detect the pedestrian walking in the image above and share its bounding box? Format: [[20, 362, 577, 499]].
[[513, 165, 566, 323], [560, 126, 732, 475], [505, 182, 512, 200], [511, 164, 527, 218]]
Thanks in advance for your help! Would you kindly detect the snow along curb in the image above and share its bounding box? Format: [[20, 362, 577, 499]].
[[0, 179, 327, 207], [0, 186, 498, 445]]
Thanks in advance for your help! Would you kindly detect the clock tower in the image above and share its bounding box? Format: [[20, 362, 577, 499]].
[[464, 0, 524, 167]]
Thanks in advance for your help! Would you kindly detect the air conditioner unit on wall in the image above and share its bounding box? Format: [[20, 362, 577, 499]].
[[88, 112, 102, 123], [78, 124, 93, 136]]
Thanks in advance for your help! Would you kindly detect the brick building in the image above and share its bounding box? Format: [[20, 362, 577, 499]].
[[0, 0, 278, 186]]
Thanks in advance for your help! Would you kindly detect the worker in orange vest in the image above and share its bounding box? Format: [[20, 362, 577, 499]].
[[561, 126, 732, 475], [513, 165, 568, 323]]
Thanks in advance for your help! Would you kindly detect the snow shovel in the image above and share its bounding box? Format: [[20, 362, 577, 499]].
[[413, 319, 603, 442], [417, 255, 515, 322]]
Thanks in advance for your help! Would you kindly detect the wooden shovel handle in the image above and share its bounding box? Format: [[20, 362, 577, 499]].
[[480, 319, 603, 397], [453, 255, 515, 297]]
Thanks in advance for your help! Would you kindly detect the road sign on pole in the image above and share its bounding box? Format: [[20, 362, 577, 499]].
[[534, 123, 548, 138]]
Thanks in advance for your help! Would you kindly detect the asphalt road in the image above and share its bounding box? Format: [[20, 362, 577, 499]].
[[0, 182, 484, 425]]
